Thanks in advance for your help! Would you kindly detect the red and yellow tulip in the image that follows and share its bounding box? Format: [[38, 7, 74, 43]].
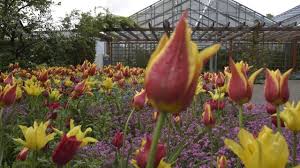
[[227, 57, 263, 104], [131, 136, 170, 168], [202, 103, 215, 127], [264, 69, 292, 105], [145, 13, 220, 113]]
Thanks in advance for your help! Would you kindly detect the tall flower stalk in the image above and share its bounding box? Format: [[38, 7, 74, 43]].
[[264, 68, 292, 132], [143, 11, 219, 168], [0, 108, 3, 165], [146, 112, 167, 168]]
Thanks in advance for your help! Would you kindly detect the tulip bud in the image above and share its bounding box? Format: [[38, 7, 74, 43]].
[[74, 80, 86, 94], [3, 74, 14, 85], [227, 57, 263, 105], [38, 70, 48, 82], [266, 103, 276, 115], [145, 13, 220, 113], [264, 69, 292, 105], [132, 89, 147, 110], [88, 64, 97, 76], [112, 131, 123, 149], [215, 73, 225, 87], [113, 71, 124, 81], [245, 103, 254, 111], [122, 67, 131, 78], [117, 78, 125, 88], [52, 134, 81, 166], [202, 103, 215, 127], [217, 155, 228, 168], [271, 114, 285, 127], [132, 136, 166, 168], [16, 147, 29, 161], [1, 84, 17, 106], [82, 69, 89, 79]]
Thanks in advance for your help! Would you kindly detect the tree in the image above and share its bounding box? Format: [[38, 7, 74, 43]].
[[266, 13, 274, 20], [60, 8, 136, 37], [0, 0, 55, 58]]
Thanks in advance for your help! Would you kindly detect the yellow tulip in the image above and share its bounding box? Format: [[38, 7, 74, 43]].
[[14, 121, 56, 150], [195, 79, 206, 95], [208, 89, 225, 101], [102, 77, 114, 91], [280, 101, 300, 131], [55, 119, 97, 147], [49, 89, 61, 101], [224, 126, 289, 168], [16, 85, 22, 100], [64, 78, 73, 87], [53, 78, 61, 85], [23, 82, 44, 96]]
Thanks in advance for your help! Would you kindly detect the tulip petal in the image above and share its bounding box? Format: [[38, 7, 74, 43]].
[[279, 68, 292, 103], [238, 128, 255, 150], [248, 68, 263, 89], [198, 44, 221, 64], [13, 138, 26, 146], [224, 139, 245, 162], [146, 34, 169, 72], [264, 69, 280, 104], [228, 57, 248, 102], [144, 13, 191, 112]]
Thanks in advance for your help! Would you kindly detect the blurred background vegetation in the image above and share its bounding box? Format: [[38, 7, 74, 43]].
[[0, 0, 135, 70]]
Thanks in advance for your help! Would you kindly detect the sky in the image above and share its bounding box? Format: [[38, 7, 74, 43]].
[[52, 0, 300, 21]]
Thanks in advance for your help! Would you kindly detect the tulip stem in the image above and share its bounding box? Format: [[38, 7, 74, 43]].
[[121, 109, 135, 168], [208, 128, 213, 168], [293, 131, 298, 166], [0, 108, 3, 166], [276, 106, 282, 133], [238, 105, 243, 128], [146, 112, 167, 168]]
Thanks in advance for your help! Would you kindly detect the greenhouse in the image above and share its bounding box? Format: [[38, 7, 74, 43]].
[[100, 0, 300, 72]]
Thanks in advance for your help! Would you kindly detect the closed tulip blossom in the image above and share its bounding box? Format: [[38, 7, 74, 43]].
[[217, 155, 227, 168], [112, 131, 124, 149], [266, 103, 277, 115], [52, 119, 98, 166], [132, 89, 147, 110], [0, 84, 17, 106], [202, 103, 215, 127], [52, 134, 81, 166], [3, 73, 14, 85], [16, 147, 29, 161], [131, 136, 170, 168], [227, 57, 263, 105], [225, 126, 289, 168], [144, 13, 220, 114], [264, 69, 292, 105]]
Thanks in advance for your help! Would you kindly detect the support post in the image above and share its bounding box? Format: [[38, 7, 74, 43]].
[[291, 38, 298, 70]]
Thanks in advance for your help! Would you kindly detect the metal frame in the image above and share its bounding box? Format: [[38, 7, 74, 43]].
[[99, 0, 300, 71]]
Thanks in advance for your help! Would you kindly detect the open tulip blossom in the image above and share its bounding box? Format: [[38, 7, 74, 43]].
[[225, 126, 289, 168]]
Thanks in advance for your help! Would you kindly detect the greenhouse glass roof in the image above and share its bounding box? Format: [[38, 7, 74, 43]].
[[129, 0, 276, 27], [274, 5, 300, 25]]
